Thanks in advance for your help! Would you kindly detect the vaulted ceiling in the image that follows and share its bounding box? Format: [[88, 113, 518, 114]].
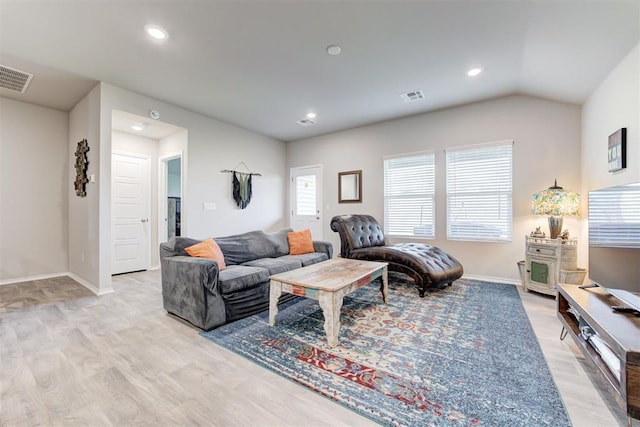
[[1, 1, 638, 141]]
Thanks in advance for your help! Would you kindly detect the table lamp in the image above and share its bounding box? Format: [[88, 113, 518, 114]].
[[531, 180, 580, 239]]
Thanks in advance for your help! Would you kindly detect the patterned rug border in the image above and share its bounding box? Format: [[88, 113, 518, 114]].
[[201, 277, 571, 427], [208, 313, 383, 425]]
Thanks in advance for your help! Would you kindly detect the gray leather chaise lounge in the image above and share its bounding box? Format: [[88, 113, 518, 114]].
[[330, 214, 463, 297]]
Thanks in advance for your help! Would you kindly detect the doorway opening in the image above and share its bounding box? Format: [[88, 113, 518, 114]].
[[111, 109, 187, 274], [159, 153, 184, 244]]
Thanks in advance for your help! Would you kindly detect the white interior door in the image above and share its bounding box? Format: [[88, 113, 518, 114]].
[[112, 153, 150, 274], [290, 165, 323, 239]]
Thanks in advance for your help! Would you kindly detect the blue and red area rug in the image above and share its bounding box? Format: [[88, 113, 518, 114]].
[[201, 274, 571, 426]]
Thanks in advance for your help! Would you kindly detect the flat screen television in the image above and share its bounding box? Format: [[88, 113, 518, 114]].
[[588, 181, 640, 310]]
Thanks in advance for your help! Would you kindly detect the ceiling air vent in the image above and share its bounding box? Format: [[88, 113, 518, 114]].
[[401, 89, 424, 103], [296, 118, 316, 126], [0, 65, 34, 93]]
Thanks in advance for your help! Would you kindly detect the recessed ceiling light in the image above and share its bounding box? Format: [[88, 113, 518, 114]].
[[467, 67, 483, 77], [306, 112, 317, 119], [131, 123, 145, 131], [145, 25, 169, 41], [326, 45, 341, 56]]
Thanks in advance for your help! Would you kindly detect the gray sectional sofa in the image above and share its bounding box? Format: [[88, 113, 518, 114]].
[[159, 228, 333, 330]]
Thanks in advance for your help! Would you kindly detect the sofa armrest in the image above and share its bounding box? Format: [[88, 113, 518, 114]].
[[313, 240, 333, 259], [161, 256, 226, 330], [163, 256, 220, 294]]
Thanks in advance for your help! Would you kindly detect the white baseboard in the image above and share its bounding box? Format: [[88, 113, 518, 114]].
[[148, 264, 160, 271], [0, 272, 114, 296], [0, 272, 69, 286], [462, 274, 521, 286], [67, 273, 114, 296]]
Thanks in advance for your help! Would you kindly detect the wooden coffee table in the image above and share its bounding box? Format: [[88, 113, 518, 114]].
[[268, 258, 388, 347]]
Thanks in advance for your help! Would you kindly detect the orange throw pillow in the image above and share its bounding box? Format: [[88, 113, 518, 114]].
[[185, 238, 226, 270], [288, 229, 315, 255]]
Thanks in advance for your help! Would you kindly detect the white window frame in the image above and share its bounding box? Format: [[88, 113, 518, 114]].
[[446, 140, 513, 242], [383, 151, 435, 239]]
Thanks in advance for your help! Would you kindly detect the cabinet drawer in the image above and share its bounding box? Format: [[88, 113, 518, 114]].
[[527, 245, 558, 257]]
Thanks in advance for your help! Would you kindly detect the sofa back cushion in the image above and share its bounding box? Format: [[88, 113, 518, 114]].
[[160, 237, 201, 260], [215, 229, 291, 265]]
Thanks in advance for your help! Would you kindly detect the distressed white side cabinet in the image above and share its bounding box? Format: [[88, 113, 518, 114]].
[[524, 236, 577, 296]]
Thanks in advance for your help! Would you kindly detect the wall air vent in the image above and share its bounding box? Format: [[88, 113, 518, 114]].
[[0, 65, 33, 93], [296, 118, 316, 126], [401, 89, 424, 103]]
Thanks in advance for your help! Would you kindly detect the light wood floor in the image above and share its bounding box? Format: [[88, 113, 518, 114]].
[[0, 270, 632, 426]]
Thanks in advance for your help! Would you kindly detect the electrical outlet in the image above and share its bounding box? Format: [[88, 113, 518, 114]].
[[203, 202, 216, 211]]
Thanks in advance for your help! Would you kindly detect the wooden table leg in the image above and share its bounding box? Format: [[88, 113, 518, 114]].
[[269, 280, 282, 326], [380, 266, 388, 303], [318, 291, 342, 347]]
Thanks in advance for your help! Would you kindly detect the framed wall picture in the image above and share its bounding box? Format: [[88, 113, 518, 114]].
[[608, 128, 626, 172], [338, 170, 362, 203]]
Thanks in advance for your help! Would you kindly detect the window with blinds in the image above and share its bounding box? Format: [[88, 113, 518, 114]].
[[446, 141, 513, 242], [295, 174, 316, 215], [383, 152, 435, 238], [589, 182, 640, 248]]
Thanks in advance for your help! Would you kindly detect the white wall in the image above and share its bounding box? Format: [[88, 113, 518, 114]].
[[68, 85, 107, 293], [582, 44, 639, 191], [287, 95, 582, 282], [580, 43, 639, 271], [168, 172, 181, 198], [112, 130, 160, 267], [0, 97, 69, 282]]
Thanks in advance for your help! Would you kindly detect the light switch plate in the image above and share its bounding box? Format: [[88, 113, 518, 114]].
[[203, 202, 216, 211]]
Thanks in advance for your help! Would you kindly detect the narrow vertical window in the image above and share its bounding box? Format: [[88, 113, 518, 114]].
[[383, 152, 435, 238], [446, 141, 513, 241]]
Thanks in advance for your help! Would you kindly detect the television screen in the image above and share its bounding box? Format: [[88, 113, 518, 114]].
[[588, 182, 640, 302]]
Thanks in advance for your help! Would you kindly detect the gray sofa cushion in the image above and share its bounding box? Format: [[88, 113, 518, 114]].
[[218, 265, 269, 294], [216, 229, 292, 265], [280, 252, 328, 266], [242, 257, 302, 275]]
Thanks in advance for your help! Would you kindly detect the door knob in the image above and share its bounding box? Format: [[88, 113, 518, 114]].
[[141, 218, 148, 223]]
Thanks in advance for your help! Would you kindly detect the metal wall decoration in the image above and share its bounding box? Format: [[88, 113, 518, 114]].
[[74, 139, 90, 197]]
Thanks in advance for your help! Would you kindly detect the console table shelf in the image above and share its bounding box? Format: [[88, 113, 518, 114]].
[[557, 283, 640, 422]]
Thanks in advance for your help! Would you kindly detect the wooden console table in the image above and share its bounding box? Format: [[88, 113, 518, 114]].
[[557, 283, 640, 423]]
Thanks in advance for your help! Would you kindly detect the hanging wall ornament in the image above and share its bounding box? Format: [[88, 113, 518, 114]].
[[74, 139, 90, 197], [232, 171, 253, 209], [221, 162, 261, 209]]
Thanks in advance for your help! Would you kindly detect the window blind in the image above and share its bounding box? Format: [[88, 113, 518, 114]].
[[384, 152, 435, 238], [589, 183, 640, 248], [446, 141, 513, 241], [295, 175, 316, 215]]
